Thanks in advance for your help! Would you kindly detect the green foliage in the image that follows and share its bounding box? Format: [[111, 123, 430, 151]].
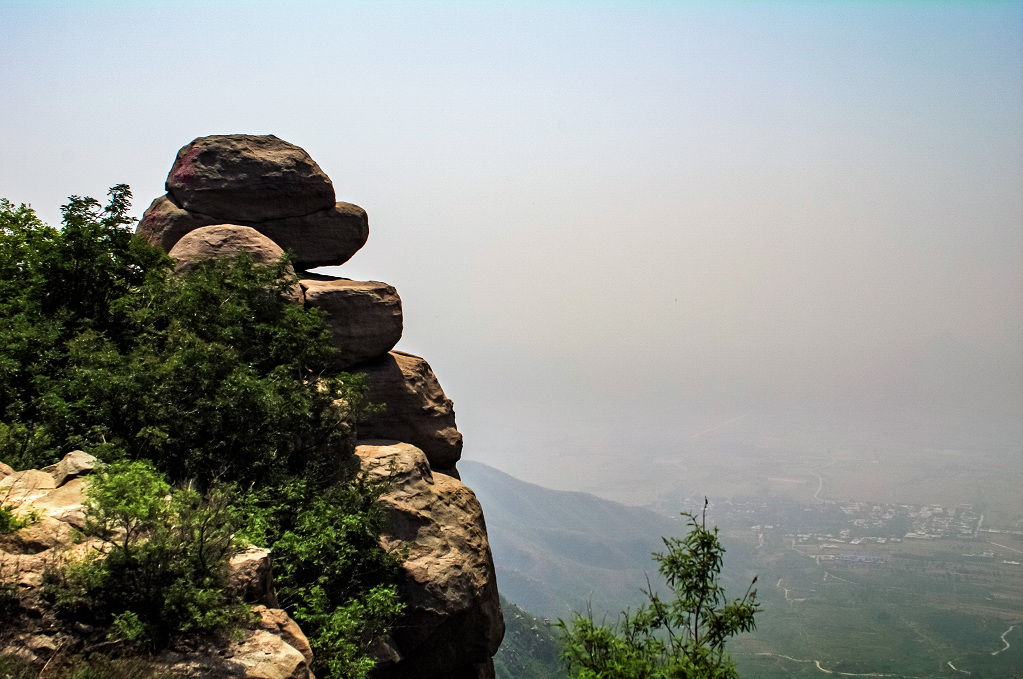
[[0, 189, 404, 675], [0, 190, 360, 484], [558, 503, 760, 679], [0, 506, 33, 535], [250, 476, 405, 679], [83, 460, 170, 558], [495, 596, 567, 679], [0, 190, 167, 469], [0, 653, 36, 679], [50, 460, 246, 649]]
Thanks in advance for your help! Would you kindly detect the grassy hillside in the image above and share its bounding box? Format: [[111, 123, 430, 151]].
[[493, 596, 566, 679]]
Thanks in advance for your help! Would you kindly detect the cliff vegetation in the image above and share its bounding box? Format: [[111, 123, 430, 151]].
[[0, 189, 403, 678]]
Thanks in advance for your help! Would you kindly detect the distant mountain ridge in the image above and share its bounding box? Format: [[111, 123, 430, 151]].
[[459, 460, 684, 619]]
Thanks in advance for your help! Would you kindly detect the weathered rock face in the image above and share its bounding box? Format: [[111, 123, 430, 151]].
[[0, 456, 102, 596], [40, 449, 97, 488], [356, 352, 463, 471], [137, 194, 223, 251], [168, 225, 304, 303], [169, 224, 290, 274], [137, 195, 369, 271], [0, 458, 315, 679], [254, 605, 314, 667], [254, 202, 369, 271], [228, 547, 279, 608], [154, 628, 314, 679], [166, 134, 335, 222], [0, 469, 55, 494], [356, 442, 504, 679], [300, 274, 402, 370]]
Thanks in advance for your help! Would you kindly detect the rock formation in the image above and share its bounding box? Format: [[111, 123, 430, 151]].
[[299, 274, 402, 370], [133, 134, 503, 677], [1, 453, 315, 678], [356, 443, 504, 679], [166, 134, 335, 222], [356, 352, 463, 473], [137, 135, 368, 271]]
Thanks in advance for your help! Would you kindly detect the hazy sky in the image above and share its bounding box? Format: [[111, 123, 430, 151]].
[[2, 1, 1021, 495]]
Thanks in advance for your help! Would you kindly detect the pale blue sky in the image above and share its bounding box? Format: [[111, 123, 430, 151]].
[[2, 1, 1021, 495]]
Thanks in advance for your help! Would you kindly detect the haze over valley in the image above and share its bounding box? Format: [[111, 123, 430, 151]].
[[2, 1, 1021, 677]]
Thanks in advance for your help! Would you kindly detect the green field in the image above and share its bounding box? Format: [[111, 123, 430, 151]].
[[731, 537, 1023, 678]]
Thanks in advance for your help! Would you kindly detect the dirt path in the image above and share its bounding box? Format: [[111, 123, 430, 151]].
[[824, 571, 858, 585], [991, 624, 1015, 656], [775, 577, 809, 604], [809, 458, 839, 502], [750, 652, 920, 677]]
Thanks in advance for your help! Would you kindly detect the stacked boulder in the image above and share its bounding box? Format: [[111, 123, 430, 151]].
[[137, 135, 503, 679]]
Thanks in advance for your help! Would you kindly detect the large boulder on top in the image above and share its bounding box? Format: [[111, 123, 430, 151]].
[[166, 134, 335, 222], [299, 274, 402, 370], [356, 351, 463, 471], [137, 195, 369, 271], [355, 442, 503, 679]]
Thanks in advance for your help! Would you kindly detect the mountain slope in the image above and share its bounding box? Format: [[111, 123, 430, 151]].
[[460, 460, 684, 619], [493, 596, 566, 679]]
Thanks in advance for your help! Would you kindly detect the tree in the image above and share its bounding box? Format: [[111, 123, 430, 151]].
[[1, 189, 404, 677], [558, 500, 759, 679], [0, 187, 364, 484]]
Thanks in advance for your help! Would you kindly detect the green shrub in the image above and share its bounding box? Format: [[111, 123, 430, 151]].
[[558, 503, 760, 679], [0, 506, 32, 535], [0, 654, 36, 679], [248, 476, 405, 679], [0, 189, 362, 484], [50, 460, 247, 649], [1, 190, 404, 676]]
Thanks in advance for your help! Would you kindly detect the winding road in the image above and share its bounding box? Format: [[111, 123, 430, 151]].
[[750, 652, 922, 677], [991, 624, 1015, 656], [808, 458, 839, 502]]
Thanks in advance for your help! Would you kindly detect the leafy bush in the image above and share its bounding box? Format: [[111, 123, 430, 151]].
[[558, 503, 760, 679], [0, 189, 362, 484], [246, 476, 404, 679], [50, 460, 247, 649], [1, 190, 404, 676], [0, 190, 165, 470], [0, 506, 34, 535]]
